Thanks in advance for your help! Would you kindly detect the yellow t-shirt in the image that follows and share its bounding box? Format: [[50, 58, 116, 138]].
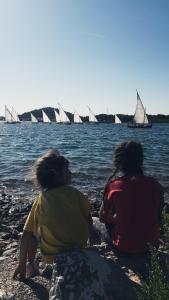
[[24, 185, 91, 263]]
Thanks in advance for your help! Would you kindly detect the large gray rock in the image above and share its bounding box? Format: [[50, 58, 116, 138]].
[[49, 247, 138, 300]]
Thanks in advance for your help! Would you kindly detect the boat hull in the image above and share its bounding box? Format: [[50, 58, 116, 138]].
[[127, 123, 152, 128]]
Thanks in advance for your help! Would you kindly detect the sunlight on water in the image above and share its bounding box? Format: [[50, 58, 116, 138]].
[[0, 122, 169, 202]]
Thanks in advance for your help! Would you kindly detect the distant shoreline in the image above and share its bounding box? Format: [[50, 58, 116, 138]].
[[1, 106, 169, 123]]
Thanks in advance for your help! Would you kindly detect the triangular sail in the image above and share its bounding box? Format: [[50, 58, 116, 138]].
[[144, 108, 149, 124], [74, 109, 83, 123], [42, 110, 51, 123], [54, 109, 60, 123], [31, 113, 38, 123], [133, 92, 149, 124], [88, 106, 98, 122], [58, 103, 70, 123], [5, 106, 18, 123], [12, 107, 20, 122], [115, 114, 121, 124]]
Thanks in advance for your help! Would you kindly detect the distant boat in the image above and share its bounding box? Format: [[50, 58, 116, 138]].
[[128, 91, 152, 128], [73, 109, 83, 124], [114, 114, 122, 124], [58, 103, 71, 124], [87, 106, 98, 123], [5, 105, 21, 124], [54, 109, 60, 123], [31, 113, 38, 123], [11, 107, 21, 123], [42, 110, 51, 123]]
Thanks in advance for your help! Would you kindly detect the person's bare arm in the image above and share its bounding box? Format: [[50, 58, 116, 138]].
[[99, 201, 117, 224], [99, 202, 107, 223], [13, 231, 37, 280]]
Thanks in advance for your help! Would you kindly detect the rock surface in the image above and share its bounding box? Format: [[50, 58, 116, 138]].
[[0, 190, 169, 300], [49, 246, 140, 300]]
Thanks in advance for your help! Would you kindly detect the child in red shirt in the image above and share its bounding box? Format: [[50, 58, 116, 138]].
[[99, 141, 164, 253]]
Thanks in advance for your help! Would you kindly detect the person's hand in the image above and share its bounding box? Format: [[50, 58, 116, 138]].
[[13, 263, 26, 280]]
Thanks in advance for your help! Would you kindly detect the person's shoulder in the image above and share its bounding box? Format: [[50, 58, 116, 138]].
[[142, 175, 163, 190], [60, 185, 86, 196], [109, 176, 125, 189], [62, 185, 80, 192], [142, 175, 159, 184]]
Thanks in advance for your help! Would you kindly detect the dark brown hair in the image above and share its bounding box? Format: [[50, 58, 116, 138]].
[[32, 149, 69, 190], [103, 141, 144, 201], [113, 140, 143, 176]]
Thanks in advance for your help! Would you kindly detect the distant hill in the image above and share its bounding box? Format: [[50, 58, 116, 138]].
[[19, 107, 116, 122], [19, 108, 169, 123], [1, 107, 169, 123], [20, 108, 123, 123]]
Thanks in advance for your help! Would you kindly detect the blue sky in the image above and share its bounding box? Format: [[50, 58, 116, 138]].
[[0, 0, 168, 116]]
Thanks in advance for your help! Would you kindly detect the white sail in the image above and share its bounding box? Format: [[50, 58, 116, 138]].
[[88, 106, 98, 122], [144, 108, 149, 124], [42, 110, 51, 123], [31, 113, 38, 123], [5, 105, 20, 123], [133, 92, 149, 124], [58, 103, 70, 123], [74, 109, 83, 123], [12, 107, 20, 122], [5, 106, 15, 123], [54, 109, 60, 123], [115, 114, 121, 124]]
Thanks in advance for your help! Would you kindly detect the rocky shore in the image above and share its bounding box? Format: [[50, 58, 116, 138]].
[[0, 187, 169, 300]]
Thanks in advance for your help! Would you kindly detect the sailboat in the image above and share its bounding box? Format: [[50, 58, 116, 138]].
[[73, 109, 83, 124], [114, 114, 122, 124], [128, 91, 152, 128], [54, 109, 60, 123], [87, 106, 98, 123], [5, 105, 21, 124], [42, 110, 52, 124], [11, 107, 21, 123], [58, 103, 71, 124], [31, 113, 38, 123]]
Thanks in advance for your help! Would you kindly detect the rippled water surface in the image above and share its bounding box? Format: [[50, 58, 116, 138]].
[[0, 122, 169, 202]]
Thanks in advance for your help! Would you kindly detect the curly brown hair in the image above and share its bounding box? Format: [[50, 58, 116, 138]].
[[32, 149, 69, 190]]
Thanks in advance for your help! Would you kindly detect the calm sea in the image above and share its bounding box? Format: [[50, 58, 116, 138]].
[[0, 122, 169, 203]]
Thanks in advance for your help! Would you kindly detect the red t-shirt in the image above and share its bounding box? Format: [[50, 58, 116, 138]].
[[103, 175, 163, 253]]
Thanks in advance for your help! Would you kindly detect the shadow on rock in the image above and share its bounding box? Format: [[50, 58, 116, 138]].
[[49, 248, 140, 300], [21, 278, 49, 300]]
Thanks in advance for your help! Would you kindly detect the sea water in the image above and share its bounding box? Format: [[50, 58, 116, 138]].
[[0, 122, 169, 203]]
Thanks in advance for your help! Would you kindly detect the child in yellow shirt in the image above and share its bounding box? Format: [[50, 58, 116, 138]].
[[13, 149, 92, 279]]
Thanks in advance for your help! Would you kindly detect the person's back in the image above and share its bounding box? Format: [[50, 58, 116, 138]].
[[14, 149, 92, 279], [35, 185, 91, 261], [99, 141, 164, 254], [105, 175, 163, 253]]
